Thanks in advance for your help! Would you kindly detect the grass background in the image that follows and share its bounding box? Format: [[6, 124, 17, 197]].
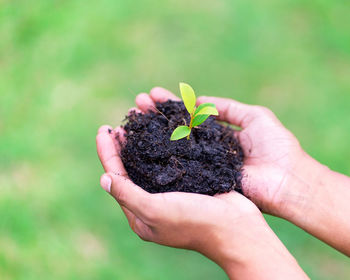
[[1, 0, 350, 279]]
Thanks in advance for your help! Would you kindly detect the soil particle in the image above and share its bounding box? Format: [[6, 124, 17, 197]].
[[120, 100, 244, 196]]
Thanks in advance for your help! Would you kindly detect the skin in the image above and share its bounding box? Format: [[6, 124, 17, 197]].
[[195, 95, 350, 256], [96, 86, 350, 279]]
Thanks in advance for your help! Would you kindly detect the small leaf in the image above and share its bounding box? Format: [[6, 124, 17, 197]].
[[170, 126, 191, 141], [195, 106, 219, 116], [179, 82, 196, 114], [192, 114, 210, 127], [194, 103, 215, 116]]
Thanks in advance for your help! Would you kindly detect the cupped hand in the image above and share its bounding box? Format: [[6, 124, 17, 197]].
[[96, 88, 309, 279], [133, 87, 306, 217], [196, 96, 307, 217], [96, 103, 264, 270]]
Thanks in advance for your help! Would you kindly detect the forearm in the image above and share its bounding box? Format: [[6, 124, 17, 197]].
[[212, 215, 308, 280], [279, 152, 350, 256]]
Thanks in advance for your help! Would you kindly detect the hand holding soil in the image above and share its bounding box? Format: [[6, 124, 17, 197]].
[[96, 87, 308, 279], [96, 86, 350, 279], [120, 85, 243, 196], [198, 95, 306, 217]]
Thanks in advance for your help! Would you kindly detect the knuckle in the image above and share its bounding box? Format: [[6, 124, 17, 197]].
[[97, 125, 112, 135], [135, 92, 148, 103], [226, 102, 236, 118], [254, 105, 275, 118], [114, 186, 127, 205], [150, 87, 161, 94]]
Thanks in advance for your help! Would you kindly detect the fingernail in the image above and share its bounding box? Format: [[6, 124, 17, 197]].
[[100, 174, 112, 193]]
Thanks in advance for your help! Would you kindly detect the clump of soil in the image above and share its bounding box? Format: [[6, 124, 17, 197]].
[[120, 100, 244, 196]]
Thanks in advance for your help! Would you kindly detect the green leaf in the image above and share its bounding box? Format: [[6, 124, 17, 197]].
[[195, 106, 219, 116], [194, 103, 215, 116], [179, 82, 196, 114], [192, 114, 210, 127], [170, 126, 191, 141]]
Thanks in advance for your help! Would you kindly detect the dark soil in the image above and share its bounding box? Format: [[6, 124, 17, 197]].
[[119, 100, 244, 196]]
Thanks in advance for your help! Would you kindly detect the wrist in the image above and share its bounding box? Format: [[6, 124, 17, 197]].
[[274, 151, 328, 224], [217, 213, 307, 279], [276, 152, 350, 255]]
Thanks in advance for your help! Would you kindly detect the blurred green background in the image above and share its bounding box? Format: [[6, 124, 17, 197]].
[[1, 0, 349, 279]]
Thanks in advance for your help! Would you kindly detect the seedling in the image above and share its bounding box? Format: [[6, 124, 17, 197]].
[[170, 83, 219, 141]]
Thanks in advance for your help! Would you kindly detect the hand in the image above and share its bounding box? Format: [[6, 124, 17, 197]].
[[196, 96, 308, 218], [132, 87, 308, 218], [198, 95, 350, 257], [96, 116, 262, 272], [96, 88, 308, 279], [99, 86, 350, 259]]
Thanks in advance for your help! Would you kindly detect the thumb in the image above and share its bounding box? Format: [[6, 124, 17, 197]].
[[100, 173, 154, 220], [100, 173, 112, 193], [197, 96, 262, 128]]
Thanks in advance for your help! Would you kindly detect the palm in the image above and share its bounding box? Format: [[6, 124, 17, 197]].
[[238, 111, 303, 214], [96, 113, 260, 253], [130, 88, 305, 215], [147, 190, 259, 249], [98, 86, 305, 218]]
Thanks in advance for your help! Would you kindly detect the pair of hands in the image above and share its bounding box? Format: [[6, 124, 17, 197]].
[[96, 87, 309, 279]]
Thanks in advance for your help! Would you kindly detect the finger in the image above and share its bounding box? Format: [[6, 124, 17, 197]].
[[215, 191, 242, 204], [103, 173, 154, 241], [100, 174, 138, 226], [121, 206, 153, 241], [100, 172, 113, 192], [96, 126, 127, 175], [113, 126, 126, 146], [120, 205, 137, 230], [135, 93, 156, 112], [97, 124, 113, 135], [105, 172, 155, 220], [150, 87, 180, 103], [133, 217, 154, 242], [197, 96, 257, 128], [110, 127, 128, 173], [239, 165, 266, 202], [128, 107, 142, 116]]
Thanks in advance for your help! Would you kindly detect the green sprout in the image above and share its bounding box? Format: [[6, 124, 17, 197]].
[[170, 82, 219, 141]]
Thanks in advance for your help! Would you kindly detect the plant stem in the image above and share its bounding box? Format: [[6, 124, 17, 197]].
[[187, 112, 194, 140]]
